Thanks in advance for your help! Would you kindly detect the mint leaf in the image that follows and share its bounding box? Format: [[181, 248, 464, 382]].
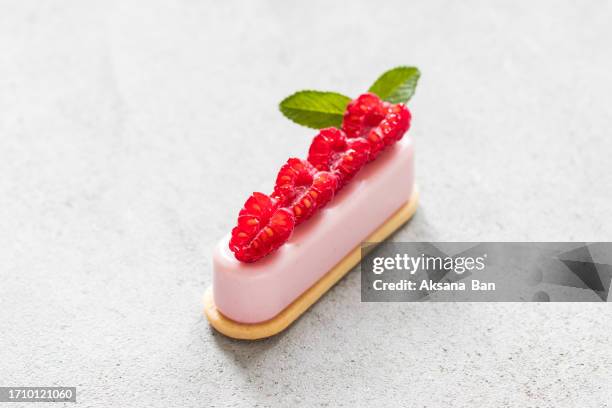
[[279, 91, 351, 129], [368, 66, 420, 104]]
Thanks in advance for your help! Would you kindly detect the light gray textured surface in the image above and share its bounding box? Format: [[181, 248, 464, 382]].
[[1, 1, 611, 407]]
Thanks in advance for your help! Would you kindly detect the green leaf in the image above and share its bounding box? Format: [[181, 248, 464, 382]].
[[368, 66, 420, 104], [279, 90, 351, 129]]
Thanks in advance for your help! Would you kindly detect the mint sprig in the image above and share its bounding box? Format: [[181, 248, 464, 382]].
[[279, 91, 351, 129], [368, 66, 420, 104], [278, 66, 420, 129]]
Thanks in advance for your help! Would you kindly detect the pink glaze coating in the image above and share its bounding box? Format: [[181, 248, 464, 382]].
[[213, 137, 415, 323]]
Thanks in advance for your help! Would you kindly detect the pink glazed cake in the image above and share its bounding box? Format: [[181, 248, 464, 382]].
[[213, 137, 414, 323]]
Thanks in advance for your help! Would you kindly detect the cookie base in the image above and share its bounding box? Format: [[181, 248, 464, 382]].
[[203, 187, 419, 340]]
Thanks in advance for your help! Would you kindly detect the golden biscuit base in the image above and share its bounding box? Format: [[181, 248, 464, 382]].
[[204, 187, 419, 340]]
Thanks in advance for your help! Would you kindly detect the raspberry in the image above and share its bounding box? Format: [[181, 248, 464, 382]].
[[229, 192, 295, 263], [380, 103, 411, 147], [337, 138, 371, 181], [343, 94, 412, 161], [309, 171, 338, 207], [273, 158, 339, 224], [307, 127, 370, 186], [308, 128, 347, 170], [341, 93, 385, 138]]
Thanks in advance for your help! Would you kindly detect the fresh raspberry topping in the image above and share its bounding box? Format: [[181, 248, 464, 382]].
[[343, 94, 412, 161], [308, 128, 347, 169], [229, 192, 295, 263], [230, 93, 412, 263], [380, 103, 411, 147], [273, 158, 316, 207], [309, 170, 338, 208], [341, 93, 385, 138], [273, 158, 339, 224], [307, 127, 370, 186]]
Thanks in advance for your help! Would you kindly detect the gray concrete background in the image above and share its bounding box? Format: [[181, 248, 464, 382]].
[[1, 1, 611, 407]]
